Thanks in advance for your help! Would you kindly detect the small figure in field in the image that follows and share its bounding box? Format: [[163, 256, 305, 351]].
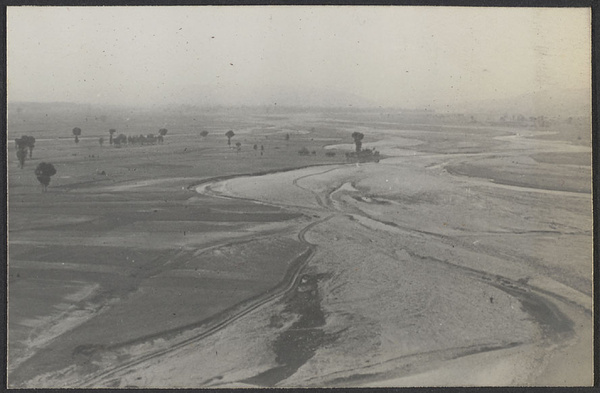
[[225, 130, 235, 146], [158, 128, 168, 144], [16, 148, 27, 169], [351, 132, 364, 152], [72, 127, 82, 144]]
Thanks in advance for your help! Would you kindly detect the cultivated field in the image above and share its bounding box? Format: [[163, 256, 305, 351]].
[[7, 105, 592, 387]]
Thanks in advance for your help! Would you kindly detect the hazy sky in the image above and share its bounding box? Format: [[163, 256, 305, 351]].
[[7, 6, 591, 108]]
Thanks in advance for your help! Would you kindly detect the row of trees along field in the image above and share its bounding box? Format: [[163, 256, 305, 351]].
[[14, 127, 374, 192], [12, 127, 244, 193], [90, 128, 170, 147], [67, 128, 289, 150], [72, 128, 212, 147]]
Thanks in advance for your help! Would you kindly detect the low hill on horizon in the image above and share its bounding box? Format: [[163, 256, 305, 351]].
[[438, 88, 591, 118]]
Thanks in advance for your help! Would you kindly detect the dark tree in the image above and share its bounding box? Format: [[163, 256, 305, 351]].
[[72, 127, 82, 144], [28, 136, 36, 157], [235, 141, 242, 153], [16, 148, 27, 169], [114, 134, 127, 147], [109, 129, 116, 145], [15, 137, 27, 151], [351, 132, 364, 152], [99, 137, 104, 146], [35, 162, 57, 192], [253, 144, 258, 150], [15, 137, 32, 168], [200, 130, 209, 137], [159, 128, 168, 137], [225, 130, 235, 146], [21, 136, 35, 158], [261, 145, 264, 151]]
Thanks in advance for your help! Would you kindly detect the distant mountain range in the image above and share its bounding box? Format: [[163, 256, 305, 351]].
[[8, 87, 591, 118]]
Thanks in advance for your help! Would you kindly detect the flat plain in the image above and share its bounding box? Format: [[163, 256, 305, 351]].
[[7, 105, 592, 387]]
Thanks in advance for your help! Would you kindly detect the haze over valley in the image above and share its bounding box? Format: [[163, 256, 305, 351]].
[[6, 6, 592, 388]]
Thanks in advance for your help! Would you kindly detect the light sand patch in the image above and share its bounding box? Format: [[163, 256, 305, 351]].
[[199, 166, 345, 210]]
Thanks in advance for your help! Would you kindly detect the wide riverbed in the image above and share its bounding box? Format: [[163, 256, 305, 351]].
[[111, 129, 592, 387]]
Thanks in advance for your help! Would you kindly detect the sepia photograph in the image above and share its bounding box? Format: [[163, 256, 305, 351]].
[[6, 5, 593, 387]]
